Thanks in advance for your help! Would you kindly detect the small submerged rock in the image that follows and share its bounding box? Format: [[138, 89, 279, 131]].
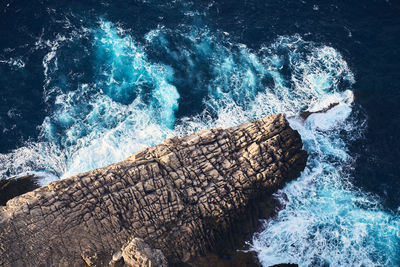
[[300, 102, 339, 120]]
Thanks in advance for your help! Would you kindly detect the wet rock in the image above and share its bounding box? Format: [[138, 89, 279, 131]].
[[300, 102, 339, 120], [0, 114, 307, 266], [0, 174, 40, 205]]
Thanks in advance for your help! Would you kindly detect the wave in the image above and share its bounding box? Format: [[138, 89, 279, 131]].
[[0, 18, 399, 265], [3, 20, 355, 180]]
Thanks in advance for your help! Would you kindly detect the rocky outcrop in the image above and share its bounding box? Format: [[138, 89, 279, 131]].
[[0, 114, 307, 266]]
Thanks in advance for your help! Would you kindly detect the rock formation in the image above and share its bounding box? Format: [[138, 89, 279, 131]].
[[0, 114, 307, 267], [300, 102, 339, 120]]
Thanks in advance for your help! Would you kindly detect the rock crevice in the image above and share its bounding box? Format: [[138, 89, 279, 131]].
[[0, 114, 307, 266]]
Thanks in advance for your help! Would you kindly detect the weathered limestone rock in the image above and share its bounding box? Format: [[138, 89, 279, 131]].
[[0, 114, 307, 266]]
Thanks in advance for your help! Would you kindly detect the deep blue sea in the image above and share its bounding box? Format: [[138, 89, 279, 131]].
[[1, 0, 400, 265]]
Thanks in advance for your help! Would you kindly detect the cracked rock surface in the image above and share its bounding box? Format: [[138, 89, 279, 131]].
[[0, 114, 307, 266]]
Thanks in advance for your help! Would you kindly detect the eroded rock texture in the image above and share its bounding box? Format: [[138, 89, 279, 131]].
[[0, 114, 307, 267]]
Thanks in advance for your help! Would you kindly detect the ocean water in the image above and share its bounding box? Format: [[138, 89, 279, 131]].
[[1, 0, 399, 266]]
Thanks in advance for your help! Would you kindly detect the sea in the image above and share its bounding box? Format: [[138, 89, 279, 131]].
[[1, 0, 399, 266]]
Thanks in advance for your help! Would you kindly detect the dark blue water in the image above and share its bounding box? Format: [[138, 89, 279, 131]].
[[1, 0, 399, 265]]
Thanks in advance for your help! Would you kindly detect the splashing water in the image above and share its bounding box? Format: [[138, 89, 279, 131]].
[[1, 20, 180, 179], [252, 103, 400, 266], [0, 19, 399, 265]]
